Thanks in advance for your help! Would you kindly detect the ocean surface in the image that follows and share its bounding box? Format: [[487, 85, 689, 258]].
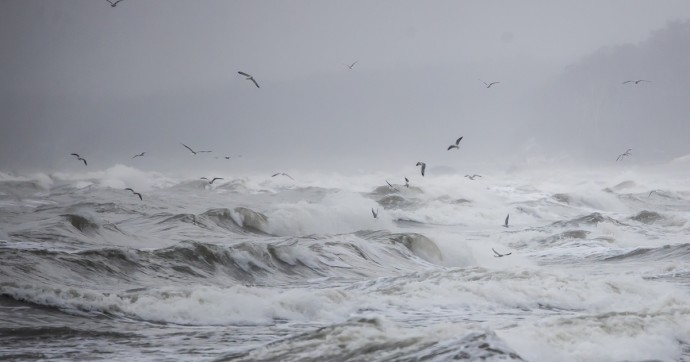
[[1, 162, 690, 361]]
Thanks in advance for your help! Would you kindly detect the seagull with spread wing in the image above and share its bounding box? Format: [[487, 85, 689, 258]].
[[70, 153, 87, 166], [181, 143, 211, 155], [492, 248, 512, 257], [386, 180, 399, 192], [238, 71, 260, 88], [201, 177, 224, 184], [483, 81, 500, 88], [416, 162, 426, 177], [272, 173, 294, 180], [622, 79, 651, 85], [616, 149, 632, 161], [124, 188, 143, 201], [106, 0, 124, 7], [447, 136, 463, 150]]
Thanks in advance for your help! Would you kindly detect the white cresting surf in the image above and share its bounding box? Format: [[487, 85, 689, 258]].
[[1, 162, 690, 361]]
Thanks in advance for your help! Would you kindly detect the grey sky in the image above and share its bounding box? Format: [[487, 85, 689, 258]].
[[1, 1, 689, 173]]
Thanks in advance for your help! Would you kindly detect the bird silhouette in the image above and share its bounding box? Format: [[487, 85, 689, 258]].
[[386, 180, 399, 192], [124, 188, 142, 201], [622, 79, 651, 85], [416, 162, 426, 177], [201, 177, 224, 184], [447, 136, 463, 150], [483, 81, 500, 88], [272, 173, 294, 180], [616, 149, 632, 161], [181, 143, 211, 155], [492, 248, 512, 257], [238, 71, 260, 88], [106, 0, 124, 7], [70, 153, 87, 166]]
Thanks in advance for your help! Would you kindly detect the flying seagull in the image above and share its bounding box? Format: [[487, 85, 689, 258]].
[[272, 173, 294, 180], [386, 180, 399, 192], [483, 81, 500, 88], [404, 177, 410, 188], [503, 214, 509, 228], [132, 152, 145, 159], [616, 148, 632, 161], [492, 248, 512, 257], [371, 208, 378, 219], [648, 190, 658, 198], [416, 162, 426, 177], [181, 143, 211, 155], [201, 177, 224, 184], [465, 174, 482, 180], [181, 143, 197, 155], [345, 61, 358, 70], [106, 0, 124, 7], [238, 71, 260, 88], [70, 153, 87, 166], [124, 188, 142, 201], [622, 80, 651, 85], [447, 136, 463, 150]]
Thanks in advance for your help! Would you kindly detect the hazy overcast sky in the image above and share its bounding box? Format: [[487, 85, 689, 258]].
[[1, 1, 689, 173]]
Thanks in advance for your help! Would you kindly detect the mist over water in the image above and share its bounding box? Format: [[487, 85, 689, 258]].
[[2, 1, 690, 361]]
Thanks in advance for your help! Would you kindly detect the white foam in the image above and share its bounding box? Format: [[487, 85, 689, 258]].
[[264, 191, 395, 236], [0, 283, 354, 326], [52, 164, 175, 192]]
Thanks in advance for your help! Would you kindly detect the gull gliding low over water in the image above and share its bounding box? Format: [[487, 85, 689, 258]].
[[371, 208, 378, 219], [503, 214, 509, 228], [124, 188, 142, 201], [201, 177, 224, 184], [492, 248, 512, 257], [386, 181, 399, 192], [272, 173, 294, 180], [132, 152, 145, 159]]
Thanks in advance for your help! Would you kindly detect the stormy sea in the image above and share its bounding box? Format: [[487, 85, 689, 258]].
[[1, 162, 690, 361]]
